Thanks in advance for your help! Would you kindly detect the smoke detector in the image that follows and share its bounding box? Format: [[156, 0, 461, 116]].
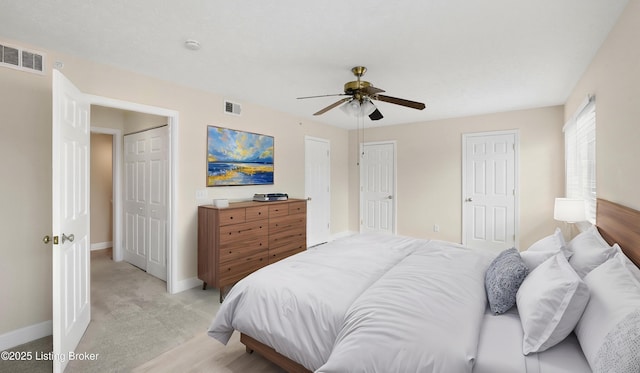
[[184, 39, 201, 51]]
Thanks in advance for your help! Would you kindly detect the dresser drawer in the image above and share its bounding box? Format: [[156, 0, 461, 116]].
[[268, 204, 289, 217], [270, 231, 306, 249], [246, 205, 269, 221], [219, 237, 268, 263], [219, 252, 269, 287], [218, 208, 246, 226], [219, 220, 267, 245], [288, 201, 307, 215], [269, 240, 305, 264], [269, 214, 305, 236]]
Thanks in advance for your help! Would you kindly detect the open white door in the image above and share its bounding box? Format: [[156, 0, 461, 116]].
[[52, 70, 91, 372]]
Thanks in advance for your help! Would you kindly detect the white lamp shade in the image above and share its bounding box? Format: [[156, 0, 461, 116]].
[[360, 99, 376, 116], [553, 198, 586, 222], [340, 99, 360, 116]]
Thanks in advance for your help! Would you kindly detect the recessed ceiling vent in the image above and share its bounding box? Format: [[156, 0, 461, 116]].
[[0, 41, 45, 74], [224, 100, 242, 116]]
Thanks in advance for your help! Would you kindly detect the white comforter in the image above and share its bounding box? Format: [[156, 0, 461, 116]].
[[208, 234, 495, 372], [317, 240, 494, 373]]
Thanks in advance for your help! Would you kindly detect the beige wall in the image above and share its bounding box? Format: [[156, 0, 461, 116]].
[[348, 106, 565, 249], [564, 0, 640, 212], [90, 133, 113, 245], [0, 41, 349, 336]]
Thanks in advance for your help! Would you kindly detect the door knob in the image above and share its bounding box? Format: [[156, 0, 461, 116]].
[[465, 197, 473, 202], [387, 195, 393, 200], [307, 197, 312, 201], [43, 235, 50, 244]]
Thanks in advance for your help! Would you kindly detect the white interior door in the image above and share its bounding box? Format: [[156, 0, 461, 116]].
[[124, 127, 168, 280], [305, 137, 330, 246], [52, 69, 91, 373], [360, 142, 396, 234], [146, 127, 168, 280], [124, 134, 148, 269], [462, 131, 517, 250]]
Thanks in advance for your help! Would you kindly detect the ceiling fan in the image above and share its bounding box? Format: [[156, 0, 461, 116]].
[[297, 66, 426, 121]]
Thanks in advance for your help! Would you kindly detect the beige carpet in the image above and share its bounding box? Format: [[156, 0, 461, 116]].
[[1, 249, 284, 373]]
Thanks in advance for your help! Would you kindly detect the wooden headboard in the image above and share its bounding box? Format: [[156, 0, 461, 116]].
[[596, 198, 640, 268]]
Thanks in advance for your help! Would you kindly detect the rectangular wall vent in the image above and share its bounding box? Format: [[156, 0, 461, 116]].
[[0, 41, 45, 74], [224, 100, 242, 116]]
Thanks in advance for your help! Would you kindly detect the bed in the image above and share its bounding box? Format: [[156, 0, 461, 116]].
[[208, 198, 640, 373]]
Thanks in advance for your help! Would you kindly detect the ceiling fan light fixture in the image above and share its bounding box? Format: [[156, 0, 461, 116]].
[[361, 99, 376, 116], [340, 98, 376, 117], [340, 99, 361, 116]]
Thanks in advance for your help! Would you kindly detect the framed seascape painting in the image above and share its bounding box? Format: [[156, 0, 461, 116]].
[[207, 126, 274, 187]]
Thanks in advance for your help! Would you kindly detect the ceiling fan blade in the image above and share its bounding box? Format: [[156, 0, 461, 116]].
[[374, 94, 426, 110], [369, 108, 384, 121], [361, 86, 385, 96], [313, 97, 351, 115], [297, 93, 348, 100]]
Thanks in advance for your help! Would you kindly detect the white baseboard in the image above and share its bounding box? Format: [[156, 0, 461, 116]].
[[0, 320, 52, 351], [91, 241, 113, 251], [330, 230, 357, 241], [170, 277, 203, 294]]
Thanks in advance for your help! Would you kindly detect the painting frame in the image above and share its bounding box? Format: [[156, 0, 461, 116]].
[[206, 126, 275, 187]]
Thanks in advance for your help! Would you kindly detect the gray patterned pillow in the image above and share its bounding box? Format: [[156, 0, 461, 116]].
[[485, 248, 529, 314], [593, 309, 640, 373]]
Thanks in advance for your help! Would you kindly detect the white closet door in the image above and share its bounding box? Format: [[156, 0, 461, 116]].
[[124, 133, 148, 269], [462, 131, 517, 250], [146, 127, 168, 280], [360, 142, 396, 234], [305, 136, 331, 247], [124, 126, 168, 280]]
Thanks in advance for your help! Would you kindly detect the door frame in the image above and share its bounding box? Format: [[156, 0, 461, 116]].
[[461, 129, 520, 248], [87, 94, 179, 293], [359, 140, 397, 234]]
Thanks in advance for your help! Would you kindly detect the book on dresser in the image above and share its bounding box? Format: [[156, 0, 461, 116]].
[[197, 198, 307, 301]]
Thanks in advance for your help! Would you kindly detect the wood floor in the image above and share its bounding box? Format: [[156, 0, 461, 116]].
[[132, 331, 284, 373]]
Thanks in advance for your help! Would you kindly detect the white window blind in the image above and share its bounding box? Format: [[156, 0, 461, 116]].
[[564, 96, 596, 223]]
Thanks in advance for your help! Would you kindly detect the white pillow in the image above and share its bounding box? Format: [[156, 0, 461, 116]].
[[614, 245, 640, 284], [520, 228, 571, 271], [527, 227, 567, 253], [575, 257, 640, 371], [521, 250, 563, 272], [568, 225, 616, 278], [516, 252, 590, 355]]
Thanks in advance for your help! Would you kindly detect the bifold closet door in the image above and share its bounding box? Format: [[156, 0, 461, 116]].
[[124, 126, 168, 281]]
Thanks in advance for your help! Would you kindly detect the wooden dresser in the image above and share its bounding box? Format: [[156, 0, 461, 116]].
[[198, 199, 307, 299]]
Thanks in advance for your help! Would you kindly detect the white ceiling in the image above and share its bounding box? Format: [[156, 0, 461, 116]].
[[0, 0, 629, 129]]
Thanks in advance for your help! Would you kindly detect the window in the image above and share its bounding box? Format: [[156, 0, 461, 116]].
[[563, 96, 596, 223]]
